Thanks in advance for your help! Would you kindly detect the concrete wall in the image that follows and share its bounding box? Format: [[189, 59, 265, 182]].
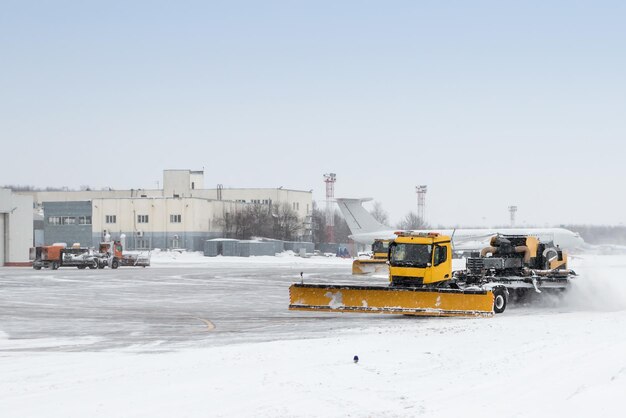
[[284, 241, 315, 253], [0, 189, 34, 265], [189, 171, 204, 191], [192, 188, 312, 220], [20, 189, 162, 210], [91, 197, 240, 247], [39, 198, 228, 251], [163, 170, 192, 198], [204, 239, 241, 257], [204, 239, 313, 257], [98, 231, 221, 251], [43, 201, 93, 247], [238, 241, 278, 257]]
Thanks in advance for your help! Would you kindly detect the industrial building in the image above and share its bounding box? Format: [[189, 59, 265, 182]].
[[0, 188, 34, 266], [20, 169, 313, 251]]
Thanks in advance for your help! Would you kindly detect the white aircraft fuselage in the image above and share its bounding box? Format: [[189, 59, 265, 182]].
[[336, 198, 585, 251], [350, 228, 584, 251]]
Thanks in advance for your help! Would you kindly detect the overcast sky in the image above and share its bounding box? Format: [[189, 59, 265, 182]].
[[2, 1, 625, 227]]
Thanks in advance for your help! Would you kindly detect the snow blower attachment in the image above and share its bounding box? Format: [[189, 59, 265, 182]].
[[454, 234, 576, 295], [352, 239, 391, 275], [290, 232, 576, 317]]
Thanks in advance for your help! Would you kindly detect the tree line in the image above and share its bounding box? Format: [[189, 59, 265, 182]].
[[215, 202, 303, 241], [212, 200, 428, 244]]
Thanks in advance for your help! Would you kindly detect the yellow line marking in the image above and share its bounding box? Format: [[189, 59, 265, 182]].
[[193, 317, 216, 331]]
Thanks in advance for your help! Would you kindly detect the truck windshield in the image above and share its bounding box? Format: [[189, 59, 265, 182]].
[[372, 240, 389, 253], [390, 243, 432, 267]]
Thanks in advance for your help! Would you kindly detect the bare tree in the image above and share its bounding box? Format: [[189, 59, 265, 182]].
[[216, 210, 236, 238], [214, 202, 303, 241], [272, 203, 301, 241], [248, 204, 273, 238], [232, 208, 251, 239], [369, 201, 389, 226], [311, 201, 327, 244], [333, 210, 352, 243], [396, 211, 429, 230]]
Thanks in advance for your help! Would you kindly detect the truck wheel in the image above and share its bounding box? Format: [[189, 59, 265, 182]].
[[111, 259, 119, 269], [88, 260, 98, 269], [98, 262, 105, 269], [51, 261, 59, 270], [33, 265, 41, 270], [78, 265, 86, 269], [493, 287, 507, 314]]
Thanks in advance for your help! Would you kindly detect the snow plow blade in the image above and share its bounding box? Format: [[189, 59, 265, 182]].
[[352, 259, 389, 275], [289, 284, 494, 317]]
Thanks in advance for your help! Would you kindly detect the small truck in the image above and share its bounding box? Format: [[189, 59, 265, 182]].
[[31, 245, 99, 270]]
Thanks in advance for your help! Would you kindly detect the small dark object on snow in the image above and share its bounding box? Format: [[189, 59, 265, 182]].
[[353, 355, 359, 363]]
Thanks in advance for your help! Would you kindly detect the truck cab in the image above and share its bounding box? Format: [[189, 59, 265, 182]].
[[371, 239, 391, 260], [388, 232, 452, 287]]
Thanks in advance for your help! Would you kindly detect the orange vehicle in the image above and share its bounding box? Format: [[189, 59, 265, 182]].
[[30, 245, 99, 270], [98, 240, 150, 268]]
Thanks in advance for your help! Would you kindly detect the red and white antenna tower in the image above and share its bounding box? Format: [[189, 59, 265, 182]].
[[416, 185, 427, 224], [324, 173, 337, 243], [508, 205, 518, 227]]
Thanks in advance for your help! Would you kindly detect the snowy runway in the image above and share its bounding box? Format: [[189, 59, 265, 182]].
[[1, 253, 626, 417]]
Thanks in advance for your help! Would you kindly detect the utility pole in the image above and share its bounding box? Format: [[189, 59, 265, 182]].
[[324, 173, 337, 242]]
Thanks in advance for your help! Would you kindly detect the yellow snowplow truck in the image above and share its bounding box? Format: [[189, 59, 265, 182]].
[[290, 232, 575, 317], [352, 239, 391, 275]]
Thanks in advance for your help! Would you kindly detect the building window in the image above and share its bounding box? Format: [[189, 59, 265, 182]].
[[251, 199, 261, 204], [236, 199, 246, 203], [78, 216, 92, 225], [171, 238, 180, 248], [136, 238, 149, 250], [105, 215, 117, 224], [191, 182, 195, 190], [137, 214, 149, 223], [48, 216, 61, 225], [61, 216, 76, 225], [293, 202, 299, 211], [170, 214, 182, 223]]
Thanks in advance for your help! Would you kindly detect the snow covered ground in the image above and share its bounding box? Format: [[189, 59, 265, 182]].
[[1, 253, 626, 417]]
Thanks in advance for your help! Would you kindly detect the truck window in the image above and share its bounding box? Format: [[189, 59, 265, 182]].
[[434, 246, 447, 266]]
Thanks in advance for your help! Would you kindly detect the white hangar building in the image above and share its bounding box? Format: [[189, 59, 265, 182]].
[[20, 170, 313, 251], [0, 188, 34, 266]]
